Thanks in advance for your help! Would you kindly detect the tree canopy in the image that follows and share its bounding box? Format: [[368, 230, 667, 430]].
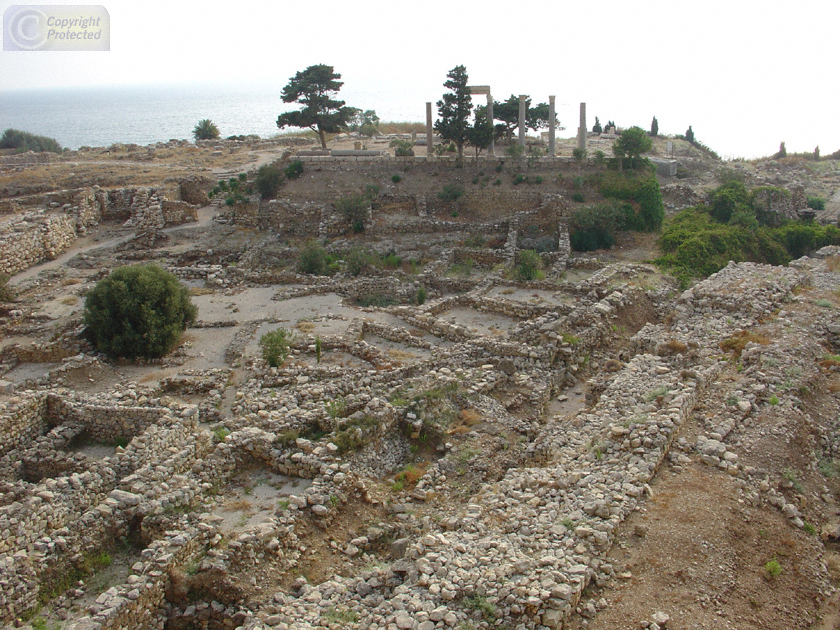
[[467, 106, 494, 157], [434, 65, 473, 162], [0, 128, 62, 153], [193, 119, 220, 141], [613, 126, 652, 169], [492, 95, 556, 141], [276, 64, 355, 149]]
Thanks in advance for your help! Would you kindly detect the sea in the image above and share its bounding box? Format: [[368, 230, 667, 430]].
[[0, 82, 425, 150]]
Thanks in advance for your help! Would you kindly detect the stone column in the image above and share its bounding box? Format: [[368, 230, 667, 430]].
[[426, 102, 434, 158], [578, 102, 587, 152], [487, 94, 495, 157], [518, 95, 527, 147], [548, 95, 556, 157]]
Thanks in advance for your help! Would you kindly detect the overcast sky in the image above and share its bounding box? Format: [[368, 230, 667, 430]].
[[1, 0, 837, 158]]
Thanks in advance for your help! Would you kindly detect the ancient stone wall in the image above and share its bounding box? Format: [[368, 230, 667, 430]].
[[0, 212, 77, 275], [0, 393, 49, 457]]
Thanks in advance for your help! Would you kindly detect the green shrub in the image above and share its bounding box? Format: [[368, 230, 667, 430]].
[[260, 328, 292, 367], [464, 234, 485, 248], [284, 160, 304, 179], [595, 171, 664, 231], [438, 184, 465, 203], [570, 202, 628, 252], [572, 147, 587, 162], [711, 181, 749, 223], [83, 264, 196, 359], [515, 249, 543, 281], [807, 196, 826, 211], [0, 274, 14, 302], [315, 336, 322, 363], [764, 559, 782, 577], [391, 174, 402, 183], [390, 139, 415, 156], [255, 163, 285, 199], [344, 246, 377, 276], [572, 192, 585, 203], [0, 128, 62, 153], [297, 240, 329, 275], [416, 286, 426, 305], [335, 194, 370, 233], [513, 174, 526, 186]]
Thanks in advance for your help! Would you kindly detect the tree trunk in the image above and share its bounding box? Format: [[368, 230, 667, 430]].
[[318, 128, 327, 150]]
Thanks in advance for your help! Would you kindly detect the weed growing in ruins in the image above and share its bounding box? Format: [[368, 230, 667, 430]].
[[212, 427, 230, 443], [0, 273, 15, 302], [514, 249, 544, 281], [464, 595, 497, 622], [644, 385, 670, 402], [323, 607, 360, 624], [297, 240, 330, 275], [284, 160, 304, 179], [804, 521, 817, 535], [416, 286, 427, 305], [448, 259, 474, 278], [768, 394, 780, 406], [764, 559, 783, 577], [815, 299, 833, 308], [819, 458, 840, 478], [561, 332, 580, 345], [438, 184, 465, 203], [315, 336, 322, 363], [259, 328, 292, 367], [719, 330, 769, 358], [391, 174, 402, 183], [493, 179, 501, 186], [326, 399, 347, 419], [255, 163, 285, 199], [782, 468, 803, 492]]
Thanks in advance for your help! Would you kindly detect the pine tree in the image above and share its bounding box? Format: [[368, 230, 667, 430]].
[[650, 116, 659, 137], [434, 65, 473, 163]]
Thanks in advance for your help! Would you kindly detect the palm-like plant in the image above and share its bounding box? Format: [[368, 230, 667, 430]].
[[193, 119, 220, 141]]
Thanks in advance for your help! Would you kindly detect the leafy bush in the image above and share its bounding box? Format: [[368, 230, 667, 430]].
[[417, 286, 426, 305], [259, 328, 292, 367], [572, 192, 585, 203], [438, 184, 465, 203], [336, 194, 369, 233], [297, 240, 329, 275], [391, 174, 402, 183], [572, 148, 587, 162], [515, 249, 543, 281], [710, 181, 749, 223], [808, 196, 826, 211], [0, 128, 62, 153], [284, 160, 304, 179], [390, 139, 415, 157], [255, 163, 285, 199], [656, 203, 840, 286], [595, 171, 664, 231], [570, 202, 628, 252], [0, 274, 14, 302], [193, 119, 220, 141], [83, 264, 197, 359], [513, 174, 526, 185], [344, 246, 377, 276]]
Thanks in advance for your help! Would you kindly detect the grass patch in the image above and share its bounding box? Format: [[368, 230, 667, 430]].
[[719, 330, 769, 358]]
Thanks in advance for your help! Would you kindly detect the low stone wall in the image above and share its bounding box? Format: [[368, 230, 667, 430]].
[[0, 212, 77, 275], [0, 393, 49, 457]]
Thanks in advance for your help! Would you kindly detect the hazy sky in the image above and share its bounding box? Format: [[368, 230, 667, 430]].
[[1, 0, 837, 158]]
